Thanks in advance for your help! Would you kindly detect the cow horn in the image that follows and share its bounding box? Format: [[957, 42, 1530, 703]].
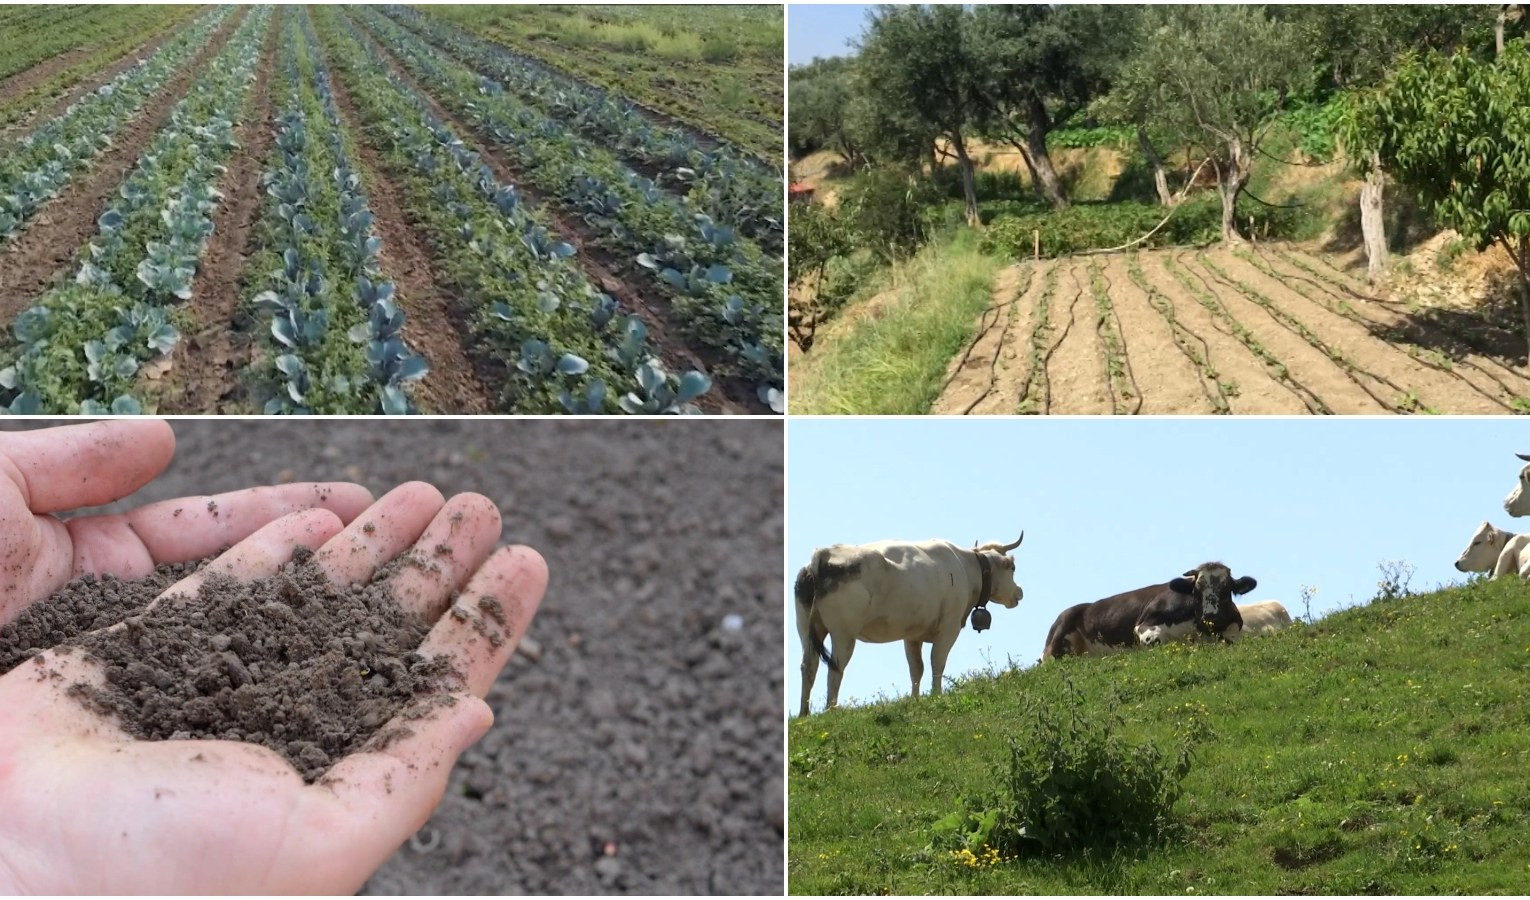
[[1001, 532, 1023, 553], [1518, 453, 1530, 462]]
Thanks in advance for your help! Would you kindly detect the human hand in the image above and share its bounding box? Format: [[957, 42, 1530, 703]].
[[0, 445, 548, 893], [0, 419, 374, 627]]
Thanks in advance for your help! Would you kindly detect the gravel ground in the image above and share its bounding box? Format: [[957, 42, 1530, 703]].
[[0, 419, 785, 894]]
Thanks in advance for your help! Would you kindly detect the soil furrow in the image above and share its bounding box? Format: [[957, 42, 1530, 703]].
[[1015, 262, 1059, 414], [1175, 252, 1368, 413], [1197, 251, 1401, 413], [932, 263, 1034, 415], [1137, 253, 1308, 414], [1044, 262, 1113, 414], [0, 9, 247, 323], [1089, 259, 1142, 414], [1216, 250, 1509, 414], [344, 12, 746, 414], [158, 9, 278, 415], [1101, 254, 1215, 414], [320, 30, 495, 416], [1267, 247, 1530, 399]]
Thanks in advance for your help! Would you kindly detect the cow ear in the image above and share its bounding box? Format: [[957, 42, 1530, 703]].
[[1169, 577, 1194, 594], [1233, 576, 1258, 595]]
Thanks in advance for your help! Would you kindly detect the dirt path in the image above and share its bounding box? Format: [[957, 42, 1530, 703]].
[[1041, 262, 1113, 414], [0, 10, 246, 321], [932, 264, 1034, 414], [0, 46, 99, 107], [319, 44, 496, 416], [1212, 250, 1508, 414], [1098, 254, 1214, 415], [159, 11, 277, 415], [1259, 248, 1530, 405], [344, 12, 745, 414]]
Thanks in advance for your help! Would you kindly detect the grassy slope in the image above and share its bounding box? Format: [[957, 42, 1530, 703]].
[[789, 576, 1530, 894], [418, 3, 782, 163], [791, 230, 1004, 415]]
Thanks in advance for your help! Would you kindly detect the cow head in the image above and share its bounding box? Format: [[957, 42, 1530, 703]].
[[1455, 521, 1509, 572], [1505, 454, 1530, 517], [974, 533, 1024, 608], [1169, 562, 1256, 620]]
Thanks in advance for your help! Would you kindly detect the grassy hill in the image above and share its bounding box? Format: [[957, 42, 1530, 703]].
[[788, 576, 1530, 894]]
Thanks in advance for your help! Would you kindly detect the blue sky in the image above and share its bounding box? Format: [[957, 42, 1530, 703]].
[[787, 418, 1528, 712], [788, 4, 872, 65]]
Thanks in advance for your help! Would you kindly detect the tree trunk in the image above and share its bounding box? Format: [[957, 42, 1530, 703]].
[[1498, 5, 1508, 56], [1516, 236, 1530, 364], [950, 133, 980, 227], [1219, 137, 1252, 245], [1026, 95, 1069, 210], [1014, 145, 1046, 203], [1360, 151, 1389, 283], [1138, 127, 1175, 207]]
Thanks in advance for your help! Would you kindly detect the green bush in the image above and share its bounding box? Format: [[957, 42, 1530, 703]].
[[1050, 124, 1135, 150], [839, 169, 942, 263], [1280, 96, 1347, 162], [979, 197, 1223, 259], [931, 684, 1202, 858]]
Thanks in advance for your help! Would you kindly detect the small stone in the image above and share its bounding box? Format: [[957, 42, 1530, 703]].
[[594, 856, 622, 882], [721, 614, 744, 631]]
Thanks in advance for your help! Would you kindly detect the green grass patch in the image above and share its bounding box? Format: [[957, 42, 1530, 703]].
[[790, 231, 1004, 414], [789, 575, 1530, 894]]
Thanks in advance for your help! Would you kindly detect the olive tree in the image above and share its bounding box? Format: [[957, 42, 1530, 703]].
[[1359, 40, 1530, 356], [1112, 6, 1312, 244]]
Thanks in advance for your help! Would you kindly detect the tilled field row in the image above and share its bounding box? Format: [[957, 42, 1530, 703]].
[[935, 247, 1530, 415]]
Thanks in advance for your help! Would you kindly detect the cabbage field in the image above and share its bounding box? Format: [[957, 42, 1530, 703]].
[[0, 5, 784, 414]]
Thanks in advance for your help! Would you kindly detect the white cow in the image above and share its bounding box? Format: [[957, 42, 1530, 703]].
[[795, 535, 1024, 716], [1505, 453, 1530, 517], [1237, 600, 1293, 636], [1454, 521, 1530, 578]]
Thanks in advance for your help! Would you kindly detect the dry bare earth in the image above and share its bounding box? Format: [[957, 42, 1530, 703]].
[[935, 246, 1530, 415]]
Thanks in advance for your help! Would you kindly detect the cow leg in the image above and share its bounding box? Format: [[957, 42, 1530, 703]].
[[825, 635, 857, 710], [904, 640, 925, 698], [799, 644, 820, 717], [928, 639, 954, 696]]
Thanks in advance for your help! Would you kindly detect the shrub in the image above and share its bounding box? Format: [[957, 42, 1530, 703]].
[[930, 682, 1203, 857], [839, 169, 942, 263], [978, 197, 1223, 259]]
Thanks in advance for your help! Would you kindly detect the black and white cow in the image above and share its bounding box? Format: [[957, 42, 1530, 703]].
[[1042, 562, 1256, 659]]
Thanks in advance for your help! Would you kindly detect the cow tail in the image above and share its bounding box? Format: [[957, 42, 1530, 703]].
[[795, 549, 838, 671]]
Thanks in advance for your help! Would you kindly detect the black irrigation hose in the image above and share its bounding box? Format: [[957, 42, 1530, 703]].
[[1088, 258, 1144, 415], [1168, 250, 1331, 415], [936, 264, 1034, 412], [1015, 263, 1059, 415], [1126, 255, 1231, 414], [1246, 249, 1515, 413], [1035, 265, 1086, 415], [1198, 252, 1405, 412]]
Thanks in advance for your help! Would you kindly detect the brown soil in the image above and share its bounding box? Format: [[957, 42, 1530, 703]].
[[0, 46, 98, 108], [0, 9, 247, 322], [29, 546, 463, 783], [1134, 252, 1308, 414], [159, 11, 277, 415], [347, 13, 752, 414], [0, 561, 204, 672], [1043, 262, 1113, 414], [932, 263, 1036, 415], [0, 14, 194, 140], [1212, 250, 1508, 415], [321, 44, 496, 415], [1097, 254, 1213, 415]]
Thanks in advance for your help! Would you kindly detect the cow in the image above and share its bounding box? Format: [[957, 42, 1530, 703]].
[[1237, 600, 1293, 636], [1504, 453, 1530, 517], [795, 535, 1024, 716], [1454, 521, 1530, 578], [1042, 562, 1256, 660]]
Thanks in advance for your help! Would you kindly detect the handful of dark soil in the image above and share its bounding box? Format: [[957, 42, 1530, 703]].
[[1, 547, 462, 783]]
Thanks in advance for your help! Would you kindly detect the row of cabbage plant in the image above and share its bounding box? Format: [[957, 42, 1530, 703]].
[[350, 9, 782, 412], [0, 7, 272, 415], [374, 4, 783, 257], [0, 6, 231, 241], [315, 7, 711, 414], [239, 10, 428, 414]]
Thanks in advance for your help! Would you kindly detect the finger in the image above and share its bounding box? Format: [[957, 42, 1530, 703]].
[[313, 482, 445, 588], [385, 493, 503, 620], [0, 420, 174, 514], [301, 694, 491, 871], [416, 545, 547, 697], [64, 482, 375, 580], [152, 508, 344, 605]]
